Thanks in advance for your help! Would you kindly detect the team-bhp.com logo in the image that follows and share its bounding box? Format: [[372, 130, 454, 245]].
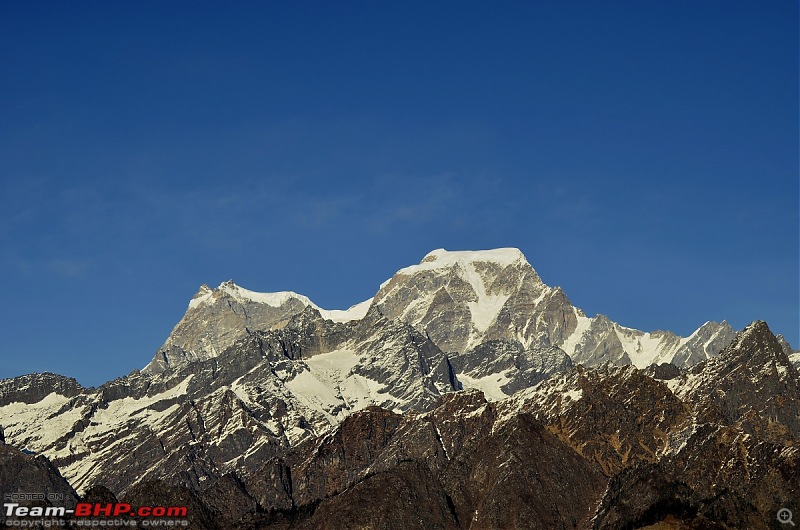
[[4, 501, 189, 527], [72, 504, 187, 518]]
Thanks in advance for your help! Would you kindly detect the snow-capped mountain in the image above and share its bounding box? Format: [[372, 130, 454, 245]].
[[56, 320, 794, 529], [0, 247, 796, 521], [144, 248, 740, 401], [373, 248, 736, 370], [0, 305, 457, 494], [144, 280, 371, 373]]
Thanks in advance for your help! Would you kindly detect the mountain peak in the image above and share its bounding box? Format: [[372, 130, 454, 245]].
[[190, 284, 212, 303], [722, 319, 779, 359], [676, 319, 800, 445], [188, 280, 315, 311], [683, 319, 794, 393], [374, 247, 549, 353]]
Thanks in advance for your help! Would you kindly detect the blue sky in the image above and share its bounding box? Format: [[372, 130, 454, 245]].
[[1, 2, 797, 387]]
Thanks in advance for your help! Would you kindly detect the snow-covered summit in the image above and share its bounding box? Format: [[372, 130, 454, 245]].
[[149, 247, 747, 377], [145, 280, 372, 373], [374, 247, 548, 353], [413, 247, 528, 270], [188, 280, 316, 310], [374, 248, 737, 371], [187, 280, 370, 323]]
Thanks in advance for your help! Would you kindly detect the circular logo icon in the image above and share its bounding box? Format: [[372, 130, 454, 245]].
[[778, 508, 795, 526]]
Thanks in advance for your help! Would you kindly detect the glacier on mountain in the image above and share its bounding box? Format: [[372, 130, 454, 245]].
[[146, 248, 743, 398], [0, 248, 794, 499]]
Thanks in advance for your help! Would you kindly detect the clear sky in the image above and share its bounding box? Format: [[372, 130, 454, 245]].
[[1, 1, 797, 387]]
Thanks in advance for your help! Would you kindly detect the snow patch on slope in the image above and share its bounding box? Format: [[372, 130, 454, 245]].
[[468, 293, 510, 333], [559, 308, 592, 357], [285, 349, 387, 423], [0, 392, 76, 452], [457, 371, 512, 401], [614, 326, 672, 368], [211, 282, 314, 308], [790, 352, 800, 368], [0, 375, 196, 493], [393, 249, 522, 334], [462, 258, 511, 333], [318, 298, 373, 323], [90, 376, 194, 430]]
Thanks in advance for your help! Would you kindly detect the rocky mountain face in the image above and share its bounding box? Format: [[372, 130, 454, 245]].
[[373, 249, 562, 351], [3, 320, 792, 529], [591, 321, 800, 529], [0, 438, 79, 525], [778, 333, 800, 371], [242, 320, 797, 529], [0, 304, 458, 496], [0, 372, 85, 404], [448, 340, 573, 399], [0, 248, 797, 529], [371, 249, 738, 373], [674, 320, 800, 445], [142, 249, 741, 403], [242, 392, 609, 530], [144, 281, 333, 373]]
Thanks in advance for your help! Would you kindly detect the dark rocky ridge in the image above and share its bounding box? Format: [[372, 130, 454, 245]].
[[449, 339, 573, 395], [0, 304, 461, 496], [2, 320, 796, 529], [1, 248, 798, 529], [235, 321, 796, 529], [0, 442, 79, 525], [142, 251, 748, 401], [677, 320, 800, 445], [0, 372, 85, 406], [514, 363, 693, 476]]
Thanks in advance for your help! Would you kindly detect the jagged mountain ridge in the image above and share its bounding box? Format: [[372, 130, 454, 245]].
[[4, 321, 794, 529], [0, 305, 459, 494], [148, 248, 743, 382], [372, 248, 741, 371], [0, 247, 797, 520], [1, 310, 798, 529], [0, 433, 78, 526], [143, 281, 372, 373]]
